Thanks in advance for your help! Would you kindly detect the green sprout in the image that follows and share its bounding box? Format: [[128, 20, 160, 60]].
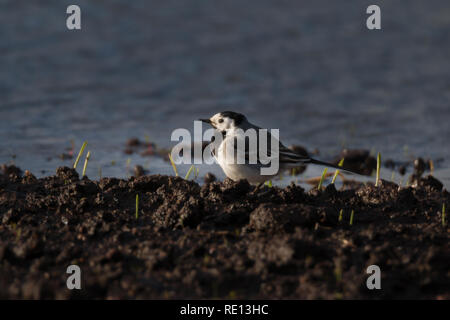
[[443, 203, 446, 227], [195, 167, 200, 179], [15, 228, 22, 241], [168, 153, 179, 176], [334, 260, 342, 283], [375, 152, 381, 187], [317, 168, 328, 190], [136, 194, 139, 220], [185, 165, 195, 180], [403, 145, 409, 158], [82, 151, 91, 177], [338, 209, 343, 222], [73, 141, 87, 169], [349, 209, 355, 226], [126, 158, 131, 172], [331, 158, 345, 184]]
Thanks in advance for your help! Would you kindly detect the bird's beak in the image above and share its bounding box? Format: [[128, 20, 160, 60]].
[[199, 118, 212, 125]]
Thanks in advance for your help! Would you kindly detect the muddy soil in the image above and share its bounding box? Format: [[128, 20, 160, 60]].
[[0, 165, 448, 299]]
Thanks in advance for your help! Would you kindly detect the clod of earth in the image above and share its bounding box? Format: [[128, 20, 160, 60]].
[[0, 165, 448, 299]]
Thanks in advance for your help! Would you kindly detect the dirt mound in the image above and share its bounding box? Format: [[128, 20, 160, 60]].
[[0, 166, 448, 299]]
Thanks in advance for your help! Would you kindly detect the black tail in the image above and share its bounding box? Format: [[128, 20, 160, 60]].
[[308, 158, 359, 175]]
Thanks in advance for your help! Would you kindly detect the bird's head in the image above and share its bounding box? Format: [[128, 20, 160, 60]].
[[199, 111, 247, 132]]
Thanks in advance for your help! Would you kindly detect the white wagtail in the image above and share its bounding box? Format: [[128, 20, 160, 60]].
[[200, 111, 356, 184]]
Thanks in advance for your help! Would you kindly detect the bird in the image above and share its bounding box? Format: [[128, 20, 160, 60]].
[[199, 111, 357, 184]]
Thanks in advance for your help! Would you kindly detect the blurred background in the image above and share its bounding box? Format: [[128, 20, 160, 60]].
[[1, 0, 449, 186]]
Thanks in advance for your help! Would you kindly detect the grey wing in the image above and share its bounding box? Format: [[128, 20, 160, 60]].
[[278, 144, 312, 165], [261, 128, 312, 165], [230, 130, 311, 165]]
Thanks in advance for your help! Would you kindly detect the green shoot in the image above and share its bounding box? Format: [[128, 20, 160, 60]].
[[126, 158, 131, 177], [338, 209, 343, 222], [442, 203, 446, 227], [185, 165, 195, 180], [318, 168, 328, 190], [228, 290, 237, 299], [168, 153, 178, 176], [403, 145, 409, 158], [331, 158, 345, 184], [82, 151, 91, 177], [375, 152, 381, 187], [15, 228, 22, 241], [194, 167, 200, 179], [334, 260, 342, 283], [349, 209, 355, 226], [73, 141, 87, 169], [136, 194, 139, 220]]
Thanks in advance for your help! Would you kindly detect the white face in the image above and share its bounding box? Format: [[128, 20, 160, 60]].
[[209, 113, 235, 131]]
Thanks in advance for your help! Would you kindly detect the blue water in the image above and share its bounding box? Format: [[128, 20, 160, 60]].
[[1, 0, 449, 188]]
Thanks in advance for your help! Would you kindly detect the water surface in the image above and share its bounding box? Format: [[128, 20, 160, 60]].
[[1, 0, 449, 188]]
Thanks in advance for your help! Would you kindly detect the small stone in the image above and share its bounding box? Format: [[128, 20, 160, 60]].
[[134, 165, 145, 177], [126, 138, 141, 147], [414, 158, 426, 176], [204, 172, 216, 184]]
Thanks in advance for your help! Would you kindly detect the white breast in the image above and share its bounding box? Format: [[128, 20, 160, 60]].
[[215, 136, 274, 184]]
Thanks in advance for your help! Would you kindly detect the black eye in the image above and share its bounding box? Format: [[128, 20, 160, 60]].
[[218, 119, 224, 123]]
